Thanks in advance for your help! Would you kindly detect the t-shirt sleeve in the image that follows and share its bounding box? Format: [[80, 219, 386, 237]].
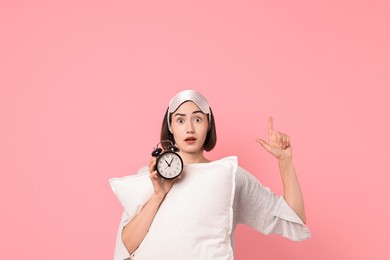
[[113, 211, 131, 260], [233, 166, 311, 241]]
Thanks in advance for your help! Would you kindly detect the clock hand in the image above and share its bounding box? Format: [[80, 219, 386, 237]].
[[169, 158, 174, 166], [164, 159, 170, 167]]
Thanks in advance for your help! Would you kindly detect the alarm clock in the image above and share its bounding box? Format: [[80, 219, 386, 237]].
[[151, 140, 184, 179]]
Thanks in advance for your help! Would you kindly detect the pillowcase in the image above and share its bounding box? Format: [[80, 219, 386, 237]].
[[110, 167, 153, 220], [109, 156, 237, 260]]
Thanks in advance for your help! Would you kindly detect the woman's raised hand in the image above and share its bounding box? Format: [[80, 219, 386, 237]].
[[256, 117, 293, 161]]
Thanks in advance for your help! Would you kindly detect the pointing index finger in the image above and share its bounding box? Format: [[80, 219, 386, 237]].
[[268, 116, 274, 135]]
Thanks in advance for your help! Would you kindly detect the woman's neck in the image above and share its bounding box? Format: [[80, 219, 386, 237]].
[[179, 151, 210, 164]]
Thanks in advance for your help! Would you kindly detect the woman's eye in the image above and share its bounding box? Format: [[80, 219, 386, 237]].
[[177, 118, 185, 124], [194, 117, 202, 123]]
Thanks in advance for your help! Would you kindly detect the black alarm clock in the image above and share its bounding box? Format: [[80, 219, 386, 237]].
[[151, 140, 184, 179]]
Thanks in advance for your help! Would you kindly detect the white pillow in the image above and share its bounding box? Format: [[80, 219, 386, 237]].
[[109, 156, 237, 260]]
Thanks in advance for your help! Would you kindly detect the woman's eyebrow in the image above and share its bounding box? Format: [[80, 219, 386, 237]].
[[192, 110, 204, 115], [174, 110, 204, 117]]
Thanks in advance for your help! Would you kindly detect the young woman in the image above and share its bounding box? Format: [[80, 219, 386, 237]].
[[113, 89, 311, 259]]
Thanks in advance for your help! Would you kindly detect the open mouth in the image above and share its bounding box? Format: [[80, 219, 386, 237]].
[[184, 137, 197, 144]]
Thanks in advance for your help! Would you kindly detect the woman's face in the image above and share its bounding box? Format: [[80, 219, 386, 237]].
[[170, 101, 209, 155]]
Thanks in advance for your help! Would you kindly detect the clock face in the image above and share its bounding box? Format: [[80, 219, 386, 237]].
[[156, 151, 183, 179]]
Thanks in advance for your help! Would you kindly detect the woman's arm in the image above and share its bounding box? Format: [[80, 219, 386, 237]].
[[121, 192, 165, 254], [121, 158, 178, 254], [256, 117, 307, 223], [278, 157, 306, 223]]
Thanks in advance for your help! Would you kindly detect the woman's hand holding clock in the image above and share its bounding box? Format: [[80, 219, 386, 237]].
[[149, 157, 180, 199]]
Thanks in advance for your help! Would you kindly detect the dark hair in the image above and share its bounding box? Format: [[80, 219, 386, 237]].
[[160, 107, 217, 152]]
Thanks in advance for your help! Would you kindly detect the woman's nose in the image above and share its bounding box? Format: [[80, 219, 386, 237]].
[[186, 122, 194, 133]]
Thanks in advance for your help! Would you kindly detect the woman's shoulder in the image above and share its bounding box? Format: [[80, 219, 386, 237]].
[[235, 165, 248, 178], [235, 164, 262, 188], [235, 164, 253, 178]]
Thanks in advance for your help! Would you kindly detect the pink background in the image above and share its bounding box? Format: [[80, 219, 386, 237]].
[[1, 1, 389, 259]]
